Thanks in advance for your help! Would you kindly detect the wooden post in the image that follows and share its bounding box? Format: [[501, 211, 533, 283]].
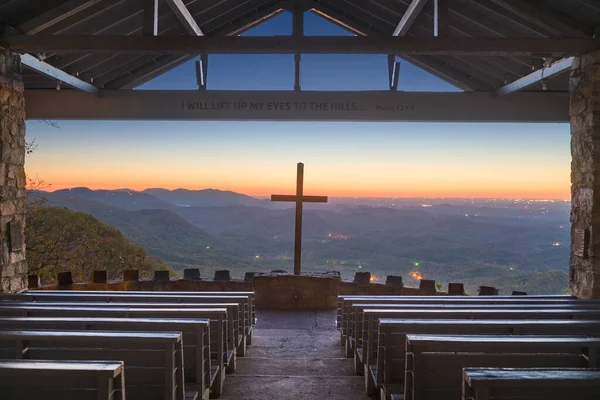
[[294, 163, 304, 274]]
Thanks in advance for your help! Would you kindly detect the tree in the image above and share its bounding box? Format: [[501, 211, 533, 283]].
[[25, 206, 169, 284]]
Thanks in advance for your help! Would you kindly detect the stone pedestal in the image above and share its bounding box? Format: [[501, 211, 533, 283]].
[[0, 49, 27, 293], [570, 50, 600, 298], [253, 273, 341, 310]]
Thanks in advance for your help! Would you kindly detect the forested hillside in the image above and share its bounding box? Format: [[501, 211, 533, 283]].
[[26, 205, 168, 284]]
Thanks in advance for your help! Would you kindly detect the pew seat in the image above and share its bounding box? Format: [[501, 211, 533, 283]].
[[463, 368, 600, 400], [0, 359, 125, 400]]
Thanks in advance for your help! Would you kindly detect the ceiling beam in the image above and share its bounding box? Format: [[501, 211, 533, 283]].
[[497, 57, 574, 95], [393, 0, 429, 36], [434, 0, 449, 37], [16, 0, 105, 35], [20, 54, 101, 96], [3, 35, 596, 56], [142, 0, 159, 36], [163, 0, 204, 36]]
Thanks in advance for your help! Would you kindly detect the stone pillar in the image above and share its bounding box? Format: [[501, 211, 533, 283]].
[[570, 49, 600, 298], [0, 49, 27, 293]]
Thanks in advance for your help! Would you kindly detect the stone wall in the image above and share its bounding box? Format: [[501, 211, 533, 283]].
[[29, 270, 465, 309], [570, 50, 600, 298], [0, 49, 27, 293]]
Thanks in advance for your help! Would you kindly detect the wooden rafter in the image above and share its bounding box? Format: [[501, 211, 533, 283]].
[[20, 54, 101, 96], [393, 0, 428, 36]]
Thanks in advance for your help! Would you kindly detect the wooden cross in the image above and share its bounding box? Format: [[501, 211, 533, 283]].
[[271, 163, 328, 275]]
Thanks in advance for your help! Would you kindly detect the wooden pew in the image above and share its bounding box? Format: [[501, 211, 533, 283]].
[[361, 308, 600, 395], [29, 290, 257, 337], [15, 291, 255, 349], [0, 316, 216, 399], [1, 300, 242, 365], [0, 360, 125, 400], [405, 335, 600, 400], [338, 296, 589, 354], [0, 330, 186, 400], [351, 301, 600, 369], [0, 305, 229, 378], [462, 368, 600, 400], [377, 319, 600, 399], [336, 294, 575, 332]]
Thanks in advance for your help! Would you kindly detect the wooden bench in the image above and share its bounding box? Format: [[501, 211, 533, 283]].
[[360, 306, 600, 386], [2, 296, 246, 357], [336, 294, 575, 333], [0, 330, 186, 400], [462, 368, 600, 400], [0, 305, 229, 378], [405, 335, 600, 400], [349, 301, 600, 368], [0, 316, 216, 399], [29, 290, 257, 337], [377, 319, 600, 399], [0, 359, 125, 400], [10, 291, 254, 351], [338, 296, 590, 355]]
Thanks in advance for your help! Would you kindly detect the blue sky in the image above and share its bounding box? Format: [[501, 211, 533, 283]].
[[25, 11, 570, 198]]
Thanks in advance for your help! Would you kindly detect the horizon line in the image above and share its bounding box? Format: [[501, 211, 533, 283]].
[[41, 186, 572, 201]]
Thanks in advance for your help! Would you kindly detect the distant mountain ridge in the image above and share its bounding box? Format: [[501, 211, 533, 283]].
[[143, 188, 264, 207], [54, 187, 172, 211]]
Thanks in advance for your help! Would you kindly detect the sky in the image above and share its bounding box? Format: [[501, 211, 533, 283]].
[[25, 12, 571, 199]]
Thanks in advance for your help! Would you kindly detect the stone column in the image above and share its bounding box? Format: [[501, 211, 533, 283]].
[[0, 49, 27, 293]]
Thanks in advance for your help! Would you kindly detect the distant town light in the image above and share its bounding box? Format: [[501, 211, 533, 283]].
[[255, 255, 261, 259], [414, 262, 420, 266], [552, 242, 561, 247], [358, 265, 362, 269]]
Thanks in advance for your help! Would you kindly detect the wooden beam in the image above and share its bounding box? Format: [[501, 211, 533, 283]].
[[164, 0, 204, 36], [23, 90, 569, 122], [16, 0, 104, 35], [293, 5, 304, 91], [3, 35, 596, 56], [434, 0, 449, 37], [393, 0, 429, 36], [497, 57, 574, 96], [20, 54, 101, 96], [142, 0, 159, 36]]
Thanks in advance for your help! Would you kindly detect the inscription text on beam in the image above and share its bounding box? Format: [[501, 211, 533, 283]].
[[271, 163, 328, 275]]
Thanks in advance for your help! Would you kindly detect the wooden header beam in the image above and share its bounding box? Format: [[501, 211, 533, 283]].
[[20, 54, 101, 96], [3, 35, 597, 57], [23, 90, 569, 122], [497, 57, 574, 96]]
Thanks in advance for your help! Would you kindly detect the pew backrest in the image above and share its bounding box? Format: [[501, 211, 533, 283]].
[[0, 330, 184, 400], [28, 290, 256, 326], [362, 308, 600, 372], [1, 300, 240, 352], [378, 319, 600, 395], [462, 368, 600, 400], [0, 305, 227, 375], [0, 316, 211, 392], [405, 334, 600, 400], [0, 359, 125, 400]]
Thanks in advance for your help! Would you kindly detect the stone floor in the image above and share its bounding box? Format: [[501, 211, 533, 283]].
[[220, 310, 370, 400]]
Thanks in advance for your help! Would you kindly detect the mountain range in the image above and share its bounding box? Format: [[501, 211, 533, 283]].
[[35, 187, 571, 294]]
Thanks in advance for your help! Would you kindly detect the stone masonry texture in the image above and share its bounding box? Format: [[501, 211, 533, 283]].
[[570, 49, 600, 298], [0, 49, 27, 293]]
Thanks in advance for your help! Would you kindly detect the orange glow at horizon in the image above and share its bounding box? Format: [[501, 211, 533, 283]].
[[39, 179, 571, 200]]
